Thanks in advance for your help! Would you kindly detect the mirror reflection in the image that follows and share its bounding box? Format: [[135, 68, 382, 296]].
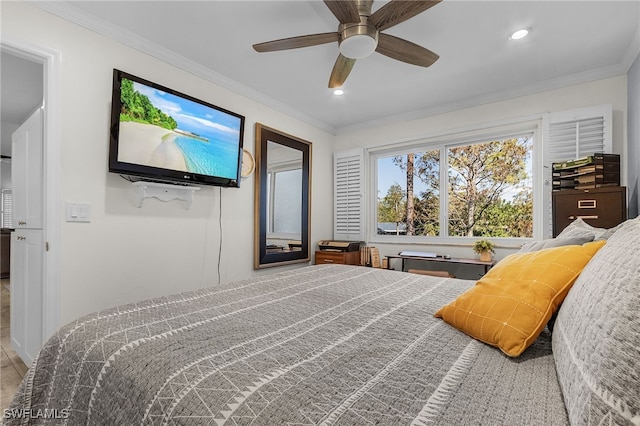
[[254, 124, 311, 269], [266, 141, 302, 250]]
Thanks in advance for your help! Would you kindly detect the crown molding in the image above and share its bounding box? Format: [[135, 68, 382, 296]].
[[31, 1, 638, 138], [31, 1, 337, 135], [336, 63, 629, 135]]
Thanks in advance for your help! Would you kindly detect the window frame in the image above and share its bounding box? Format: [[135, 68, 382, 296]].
[[368, 119, 544, 246]]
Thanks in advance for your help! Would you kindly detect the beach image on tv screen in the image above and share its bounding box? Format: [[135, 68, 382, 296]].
[[117, 78, 242, 179]]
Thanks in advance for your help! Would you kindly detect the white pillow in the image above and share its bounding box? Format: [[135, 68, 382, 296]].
[[556, 218, 621, 240], [552, 217, 640, 425], [517, 235, 593, 253]]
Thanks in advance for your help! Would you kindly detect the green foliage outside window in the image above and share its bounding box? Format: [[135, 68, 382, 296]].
[[377, 183, 406, 235], [377, 136, 533, 238]]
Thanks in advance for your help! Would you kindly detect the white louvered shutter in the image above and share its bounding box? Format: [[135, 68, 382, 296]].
[[1, 189, 12, 228], [543, 104, 613, 236], [548, 112, 611, 162], [334, 149, 365, 241]]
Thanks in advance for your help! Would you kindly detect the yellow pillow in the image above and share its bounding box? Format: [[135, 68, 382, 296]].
[[434, 240, 606, 357]]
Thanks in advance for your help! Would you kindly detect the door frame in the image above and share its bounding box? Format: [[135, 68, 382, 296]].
[[2, 38, 61, 341]]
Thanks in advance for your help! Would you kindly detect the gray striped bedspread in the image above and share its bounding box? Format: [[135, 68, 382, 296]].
[[8, 265, 569, 425]]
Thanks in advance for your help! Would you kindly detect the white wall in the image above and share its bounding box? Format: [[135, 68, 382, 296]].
[[336, 76, 628, 154], [1, 2, 335, 324], [0, 159, 10, 190], [335, 76, 629, 275], [628, 53, 640, 218]]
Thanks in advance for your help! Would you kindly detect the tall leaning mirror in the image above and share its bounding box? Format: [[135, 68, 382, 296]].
[[254, 123, 311, 269]]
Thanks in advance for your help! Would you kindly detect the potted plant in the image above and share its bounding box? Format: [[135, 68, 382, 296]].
[[473, 239, 495, 262]]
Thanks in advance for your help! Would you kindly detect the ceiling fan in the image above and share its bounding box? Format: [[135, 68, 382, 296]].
[[253, 0, 441, 88]]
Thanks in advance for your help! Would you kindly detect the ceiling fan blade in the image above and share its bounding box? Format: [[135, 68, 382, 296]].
[[323, 0, 360, 24], [253, 32, 339, 52], [376, 33, 439, 67], [328, 54, 356, 88], [370, 0, 441, 32]]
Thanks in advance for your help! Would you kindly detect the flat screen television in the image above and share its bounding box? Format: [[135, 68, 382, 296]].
[[109, 69, 245, 187]]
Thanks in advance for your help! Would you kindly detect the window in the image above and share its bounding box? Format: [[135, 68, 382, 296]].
[[335, 106, 611, 243], [377, 149, 440, 236], [1, 189, 12, 229], [375, 133, 534, 239], [267, 168, 302, 234]]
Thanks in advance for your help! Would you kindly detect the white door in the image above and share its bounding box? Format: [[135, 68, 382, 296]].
[[10, 107, 45, 364], [12, 108, 43, 230], [10, 229, 43, 364]]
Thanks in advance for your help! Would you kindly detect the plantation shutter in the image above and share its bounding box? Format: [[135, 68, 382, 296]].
[[1, 189, 13, 228], [547, 106, 612, 162], [334, 148, 365, 241], [543, 104, 613, 236]]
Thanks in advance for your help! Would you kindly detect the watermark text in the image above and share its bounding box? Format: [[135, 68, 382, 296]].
[[3, 408, 70, 420]]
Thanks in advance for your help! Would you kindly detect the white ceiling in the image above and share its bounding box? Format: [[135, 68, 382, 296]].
[[11, 1, 640, 136]]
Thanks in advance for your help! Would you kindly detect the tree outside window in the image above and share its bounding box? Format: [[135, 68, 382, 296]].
[[377, 183, 407, 235], [376, 135, 533, 238]]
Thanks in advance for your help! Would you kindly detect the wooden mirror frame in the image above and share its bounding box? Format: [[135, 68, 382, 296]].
[[254, 123, 311, 269]]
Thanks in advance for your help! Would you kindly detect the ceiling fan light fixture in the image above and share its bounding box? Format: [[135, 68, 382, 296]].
[[509, 28, 530, 40], [338, 20, 379, 59], [333, 89, 345, 96], [340, 33, 378, 59]]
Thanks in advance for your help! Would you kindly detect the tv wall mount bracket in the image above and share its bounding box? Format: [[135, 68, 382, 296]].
[[132, 181, 200, 210]]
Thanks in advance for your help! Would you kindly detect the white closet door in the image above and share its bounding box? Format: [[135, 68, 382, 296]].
[[10, 229, 43, 364], [12, 108, 43, 230]]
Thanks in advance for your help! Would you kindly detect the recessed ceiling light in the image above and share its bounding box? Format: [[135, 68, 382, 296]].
[[510, 29, 530, 40], [333, 89, 344, 96]]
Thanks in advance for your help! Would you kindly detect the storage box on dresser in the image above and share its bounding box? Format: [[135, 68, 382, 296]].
[[552, 186, 627, 237], [314, 250, 360, 265]]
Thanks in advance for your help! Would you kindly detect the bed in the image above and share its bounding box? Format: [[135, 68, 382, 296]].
[[7, 218, 640, 425]]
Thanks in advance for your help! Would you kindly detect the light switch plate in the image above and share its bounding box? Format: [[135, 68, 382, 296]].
[[65, 202, 91, 223]]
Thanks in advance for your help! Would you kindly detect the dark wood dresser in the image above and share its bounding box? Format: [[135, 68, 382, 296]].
[[314, 250, 360, 265], [552, 186, 627, 237]]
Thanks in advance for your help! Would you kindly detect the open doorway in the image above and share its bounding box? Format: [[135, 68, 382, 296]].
[[0, 47, 43, 409], [0, 39, 61, 363], [1, 50, 44, 226]]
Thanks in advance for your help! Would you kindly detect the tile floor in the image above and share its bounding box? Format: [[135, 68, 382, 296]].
[[0, 278, 28, 412]]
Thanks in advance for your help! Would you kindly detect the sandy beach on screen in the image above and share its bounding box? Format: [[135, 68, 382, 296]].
[[118, 121, 188, 171]]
